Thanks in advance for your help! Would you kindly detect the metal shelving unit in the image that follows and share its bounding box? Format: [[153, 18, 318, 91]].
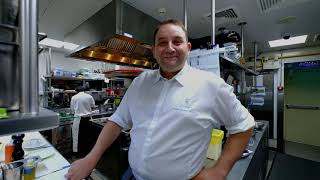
[[220, 55, 259, 76], [0, 108, 59, 136], [44, 76, 104, 81], [0, 0, 59, 136]]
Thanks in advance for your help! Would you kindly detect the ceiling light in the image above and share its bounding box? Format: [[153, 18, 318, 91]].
[[268, 35, 308, 48], [39, 38, 64, 48], [124, 32, 133, 38], [63, 42, 80, 51]]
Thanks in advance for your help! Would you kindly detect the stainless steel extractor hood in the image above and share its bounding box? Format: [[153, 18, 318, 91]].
[[66, 0, 159, 69]]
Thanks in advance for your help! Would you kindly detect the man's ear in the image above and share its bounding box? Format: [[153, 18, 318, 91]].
[[187, 42, 192, 51]]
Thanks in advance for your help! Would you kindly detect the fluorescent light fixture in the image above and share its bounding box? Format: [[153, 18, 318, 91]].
[[39, 38, 64, 48], [268, 35, 308, 48], [63, 42, 80, 51], [124, 32, 133, 38]]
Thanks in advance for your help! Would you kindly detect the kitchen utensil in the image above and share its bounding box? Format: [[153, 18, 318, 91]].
[[1, 161, 23, 180], [241, 149, 253, 159]]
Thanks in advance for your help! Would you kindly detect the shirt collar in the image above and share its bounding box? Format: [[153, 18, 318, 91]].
[[152, 63, 190, 87]]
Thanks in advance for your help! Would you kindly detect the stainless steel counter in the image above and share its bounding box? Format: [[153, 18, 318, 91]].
[[227, 120, 269, 180]]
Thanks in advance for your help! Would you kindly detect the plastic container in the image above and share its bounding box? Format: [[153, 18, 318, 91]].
[[5, 143, 15, 163], [53, 68, 63, 77], [22, 159, 36, 180], [207, 129, 224, 160]]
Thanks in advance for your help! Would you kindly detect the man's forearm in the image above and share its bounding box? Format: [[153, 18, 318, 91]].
[[85, 120, 122, 164], [212, 128, 253, 176]]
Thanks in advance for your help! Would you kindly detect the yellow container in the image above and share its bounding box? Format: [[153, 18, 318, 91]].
[[207, 129, 224, 160]]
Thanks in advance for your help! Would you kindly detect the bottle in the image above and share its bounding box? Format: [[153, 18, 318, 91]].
[[4, 143, 15, 163], [12, 134, 25, 161], [23, 159, 36, 180]]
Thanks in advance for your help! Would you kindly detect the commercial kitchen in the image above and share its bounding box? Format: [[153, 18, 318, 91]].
[[1, 0, 320, 179]]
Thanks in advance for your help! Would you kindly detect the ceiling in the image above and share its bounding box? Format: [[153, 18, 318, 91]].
[[39, 0, 320, 56]]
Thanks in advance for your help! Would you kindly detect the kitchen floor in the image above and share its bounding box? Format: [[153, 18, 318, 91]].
[[266, 142, 320, 180], [266, 152, 320, 180], [284, 141, 320, 162]]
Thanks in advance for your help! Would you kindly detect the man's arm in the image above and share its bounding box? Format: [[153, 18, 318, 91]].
[[65, 120, 122, 180], [193, 128, 253, 180]]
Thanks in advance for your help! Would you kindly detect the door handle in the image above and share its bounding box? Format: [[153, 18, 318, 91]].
[[286, 104, 320, 110]]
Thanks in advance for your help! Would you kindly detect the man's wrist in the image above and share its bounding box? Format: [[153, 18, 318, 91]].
[[85, 153, 99, 166], [210, 163, 229, 177]]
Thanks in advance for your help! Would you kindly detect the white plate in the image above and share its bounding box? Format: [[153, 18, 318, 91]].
[[26, 149, 55, 160], [23, 138, 48, 150]]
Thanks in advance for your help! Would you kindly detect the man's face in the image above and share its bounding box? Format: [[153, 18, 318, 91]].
[[153, 24, 191, 73]]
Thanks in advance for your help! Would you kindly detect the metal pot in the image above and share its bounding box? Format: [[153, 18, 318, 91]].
[[0, 0, 19, 26]]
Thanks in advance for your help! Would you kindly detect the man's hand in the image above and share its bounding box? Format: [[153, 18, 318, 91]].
[[64, 157, 96, 180], [192, 167, 226, 180]]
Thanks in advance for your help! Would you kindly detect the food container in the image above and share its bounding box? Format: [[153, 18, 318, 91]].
[[207, 129, 224, 160], [4, 143, 15, 163], [1, 161, 23, 180]]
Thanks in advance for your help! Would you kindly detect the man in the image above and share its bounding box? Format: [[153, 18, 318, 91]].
[[70, 86, 95, 153], [66, 19, 254, 180]]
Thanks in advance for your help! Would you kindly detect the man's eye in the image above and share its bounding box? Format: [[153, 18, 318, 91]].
[[173, 41, 182, 45], [158, 42, 167, 46]]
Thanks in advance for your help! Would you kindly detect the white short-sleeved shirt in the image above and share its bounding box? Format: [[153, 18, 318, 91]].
[[110, 63, 255, 180], [70, 92, 95, 117]]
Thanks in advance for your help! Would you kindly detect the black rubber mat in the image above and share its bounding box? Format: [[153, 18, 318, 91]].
[[267, 153, 320, 180]]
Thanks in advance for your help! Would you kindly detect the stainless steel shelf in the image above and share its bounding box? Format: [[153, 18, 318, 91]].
[[0, 108, 59, 136], [220, 55, 259, 76], [45, 76, 104, 81]]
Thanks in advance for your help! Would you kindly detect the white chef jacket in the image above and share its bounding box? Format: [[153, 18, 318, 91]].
[[70, 92, 95, 152], [110, 63, 255, 180], [70, 92, 95, 117]]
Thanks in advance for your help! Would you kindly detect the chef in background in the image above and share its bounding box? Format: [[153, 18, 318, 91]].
[[70, 86, 95, 154]]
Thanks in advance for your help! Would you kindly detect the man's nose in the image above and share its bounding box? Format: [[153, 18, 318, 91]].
[[166, 42, 175, 52]]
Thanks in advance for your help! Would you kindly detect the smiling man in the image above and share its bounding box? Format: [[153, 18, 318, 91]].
[[152, 21, 191, 78], [66, 19, 254, 180]]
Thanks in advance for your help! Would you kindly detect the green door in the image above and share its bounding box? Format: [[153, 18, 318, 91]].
[[284, 61, 320, 147]]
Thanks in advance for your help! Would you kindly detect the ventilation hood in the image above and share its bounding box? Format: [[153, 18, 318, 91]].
[[66, 0, 159, 69]]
